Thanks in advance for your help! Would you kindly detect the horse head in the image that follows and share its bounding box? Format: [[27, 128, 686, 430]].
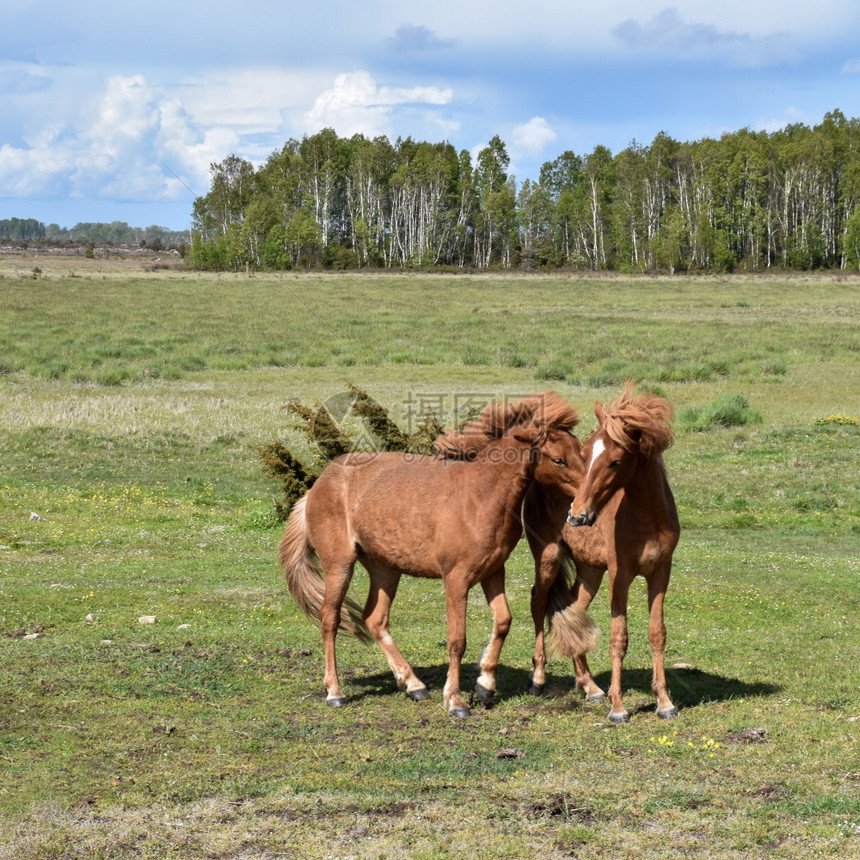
[[436, 391, 582, 486], [514, 425, 584, 497], [567, 384, 674, 527]]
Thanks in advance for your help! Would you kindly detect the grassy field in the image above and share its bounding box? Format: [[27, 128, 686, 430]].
[[1, 256, 859, 858]]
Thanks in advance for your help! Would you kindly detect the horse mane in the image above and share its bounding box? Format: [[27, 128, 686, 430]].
[[602, 382, 674, 459], [435, 392, 579, 460]]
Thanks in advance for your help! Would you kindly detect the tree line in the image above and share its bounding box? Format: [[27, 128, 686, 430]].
[[0, 218, 46, 241], [189, 110, 860, 273], [199, 109, 860, 273], [0, 219, 190, 247]]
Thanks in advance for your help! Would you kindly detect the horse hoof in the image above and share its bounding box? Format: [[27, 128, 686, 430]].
[[408, 687, 430, 702], [527, 682, 545, 697], [475, 683, 495, 705], [609, 711, 630, 725], [586, 692, 606, 704], [449, 707, 471, 719], [326, 696, 348, 708], [658, 707, 679, 720]]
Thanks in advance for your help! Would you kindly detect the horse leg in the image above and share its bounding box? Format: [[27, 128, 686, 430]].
[[362, 561, 429, 701], [606, 571, 632, 724], [529, 543, 560, 695], [523, 483, 569, 696], [571, 564, 606, 703], [475, 567, 512, 706], [442, 574, 472, 718], [647, 564, 678, 719], [319, 562, 355, 707]]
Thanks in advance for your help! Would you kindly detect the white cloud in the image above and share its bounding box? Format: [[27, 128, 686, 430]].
[[178, 67, 331, 135], [0, 65, 459, 212], [156, 99, 240, 194], [303, 71, 453, 137], [0, 73, 217, 203], [3, 0, 858, 229], [85, 75, 159, 158], [511, 117, 557, 156]]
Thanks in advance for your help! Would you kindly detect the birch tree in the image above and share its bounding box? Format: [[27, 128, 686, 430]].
[[474, 136, 511, 267], [299, 128, 347, 250]]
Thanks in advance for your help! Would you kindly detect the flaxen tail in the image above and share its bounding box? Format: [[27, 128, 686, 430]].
[[546, 550, 600, 658], [279, 496, 371, 642]]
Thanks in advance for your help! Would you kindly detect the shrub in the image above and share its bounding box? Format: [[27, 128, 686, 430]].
[[257, 441, 318, 520], [534, 364, 568, 382], [263, 385, 443, 519], [283, 400, 353, 461], [762, 359, 788, 376], [677, 393, 763, 432]]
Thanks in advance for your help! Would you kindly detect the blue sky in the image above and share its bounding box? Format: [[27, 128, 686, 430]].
[[2, 1, 860, 231]]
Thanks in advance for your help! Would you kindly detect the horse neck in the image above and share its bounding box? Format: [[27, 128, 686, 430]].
[[474, 435, 534, 504], [623, 454, 678, 527]]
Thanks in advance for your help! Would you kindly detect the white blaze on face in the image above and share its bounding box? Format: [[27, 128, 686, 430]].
[[586, 437, 605, 480]]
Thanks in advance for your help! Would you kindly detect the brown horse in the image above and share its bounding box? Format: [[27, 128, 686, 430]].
[[280, 392, 598, 718], [523, 383, 679, 724]]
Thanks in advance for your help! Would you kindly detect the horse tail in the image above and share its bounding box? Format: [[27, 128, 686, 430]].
[[279, 496, 371, 643], [546, 548, 600, 658]]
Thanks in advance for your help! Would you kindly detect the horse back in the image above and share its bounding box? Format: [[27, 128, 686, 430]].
[[305, 452, 516, 577], [306, 452, 439, 529]]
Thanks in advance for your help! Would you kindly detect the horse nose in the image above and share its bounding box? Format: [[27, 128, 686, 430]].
[[566, 510, 595, 527]]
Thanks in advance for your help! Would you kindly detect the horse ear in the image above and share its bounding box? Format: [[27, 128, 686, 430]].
[[513, 429, 537, 445], [594, 401, 607, 426]]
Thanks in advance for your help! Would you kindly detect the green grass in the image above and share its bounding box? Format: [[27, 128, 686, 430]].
[[1, 266, 857, 387], [1, 259, 859, 858]]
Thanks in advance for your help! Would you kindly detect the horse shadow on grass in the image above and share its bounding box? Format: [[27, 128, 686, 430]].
[[585, 666, 780, 717], [345, 662, 780, 714]]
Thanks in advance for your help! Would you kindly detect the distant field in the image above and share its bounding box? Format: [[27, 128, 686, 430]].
[[1, 256, 858, 858]]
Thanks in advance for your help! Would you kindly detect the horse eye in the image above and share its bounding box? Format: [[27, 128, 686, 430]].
[[552, 458, 565, 466], [609, 459, 621, 469]]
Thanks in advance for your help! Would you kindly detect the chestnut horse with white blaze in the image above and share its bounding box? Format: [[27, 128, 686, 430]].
[[524, 384, 679, 724], [280, 392, 598, 718]]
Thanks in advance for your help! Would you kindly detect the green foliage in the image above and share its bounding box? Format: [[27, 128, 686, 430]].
[[677, 393, 763, 432], [534, 363, 569, 382], [0, 217, 45, 241], [17, 219, 189, 245], [257, 441, 317, 519], [762, 358, 788, 376], [845, 206, 860, 269], [189, 112, 860, 273], [405, 411, 446, 454], [284, 399, 353, 461], [263, 385, 445, 518], [346, 381, 410, 451]]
